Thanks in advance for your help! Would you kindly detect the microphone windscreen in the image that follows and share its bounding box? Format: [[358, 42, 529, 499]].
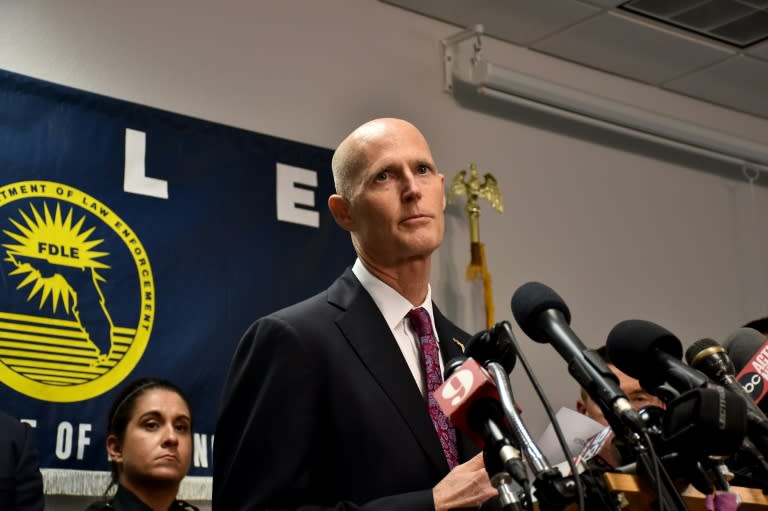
[[723, 327, 766, 371], [663, 387, 746, 458], [510, 282, 571, 342], [723, 327, 768, 413], [606, 319, 682, 380], [464, 326, 517, 374]]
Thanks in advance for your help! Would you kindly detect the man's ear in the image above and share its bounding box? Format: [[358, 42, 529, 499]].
[[106, 434, 123, 463], [328, 194, 355, 232], [576, 400, 586, 415], [440, 173, 446, 210]]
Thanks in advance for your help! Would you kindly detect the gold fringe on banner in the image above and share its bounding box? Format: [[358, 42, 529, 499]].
[[466, 242, 495, 329], [41, 469, 212, 500]]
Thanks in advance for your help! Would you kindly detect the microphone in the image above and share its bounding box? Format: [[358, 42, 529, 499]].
[[464, 322, 517, 374], [723, 327, 768, 414], [463, 323, 551, 473], [511, 282, 645, 436], [686, 337, 768, 423], [607, 320, 753, 480], [436, 357, 528, 482], [437, 356, 529, 510], [605, 320, 708, 397], [486, 360, 554, 477], [662, 386, 748, 493], [662, 386, 747, 459], [437, 356, 508, 448], [463, 322, 585, 510]]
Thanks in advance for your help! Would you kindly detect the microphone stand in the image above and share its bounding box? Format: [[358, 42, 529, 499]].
[[738, 438, 768, 492], [623, 429, 691, 511], [486, 362, 578, 511], [574, 357, 691, 511], [491, 360, 689, 510], [480, 418, 526, 511]]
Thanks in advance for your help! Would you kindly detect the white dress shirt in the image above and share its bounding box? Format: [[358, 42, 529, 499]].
[[352, 258, 444, 398]]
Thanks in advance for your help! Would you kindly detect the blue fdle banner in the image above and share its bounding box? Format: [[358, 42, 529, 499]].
[[0, 69, 354, 480]]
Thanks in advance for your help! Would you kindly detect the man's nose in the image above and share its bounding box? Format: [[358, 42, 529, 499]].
[[402, 170, 423, 200]]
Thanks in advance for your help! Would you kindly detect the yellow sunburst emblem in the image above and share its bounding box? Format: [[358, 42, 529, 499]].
[[0, 181, 155, 402]]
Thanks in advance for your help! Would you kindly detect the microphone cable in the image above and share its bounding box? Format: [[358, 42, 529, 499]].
[[495, 321, 586, 511]]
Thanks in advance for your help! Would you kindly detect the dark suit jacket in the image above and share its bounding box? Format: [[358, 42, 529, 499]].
[[0, 411, 44, 511], [213, 268, 479, 511], [84, 485, 199, 510]]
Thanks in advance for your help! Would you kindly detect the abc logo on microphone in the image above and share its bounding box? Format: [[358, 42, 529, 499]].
[[738, 372, 764, 401]]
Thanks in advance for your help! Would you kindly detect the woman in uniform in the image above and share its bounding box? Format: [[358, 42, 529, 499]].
[[85, 377, 198, 511]]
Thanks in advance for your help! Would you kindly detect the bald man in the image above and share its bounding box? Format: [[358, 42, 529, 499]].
[[214, 119, 496, 511]]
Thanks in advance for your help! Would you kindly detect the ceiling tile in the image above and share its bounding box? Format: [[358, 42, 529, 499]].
[[664, 55, 768, 117], [579, 0, 626, 6], [380, 0, 601, 44], [710, 10, 768, 46], [622, 0, 768, 47], [622, 0, 719, 18], [737, 0, 768, 7], [531, 12, 733, 84]]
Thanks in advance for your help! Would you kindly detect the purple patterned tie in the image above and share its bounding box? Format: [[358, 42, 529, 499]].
[[407, 307, 459, 469]]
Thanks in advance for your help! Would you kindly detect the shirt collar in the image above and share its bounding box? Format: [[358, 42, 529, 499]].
[[352, 258, 434, 329]]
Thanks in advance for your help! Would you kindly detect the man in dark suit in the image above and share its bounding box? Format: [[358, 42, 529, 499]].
[[213, 118, 496, 510], [0, 411, 44, 511]]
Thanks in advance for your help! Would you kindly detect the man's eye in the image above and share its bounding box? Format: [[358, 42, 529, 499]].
[[375, 171, 389, 181], [416, 165, 430, 175]]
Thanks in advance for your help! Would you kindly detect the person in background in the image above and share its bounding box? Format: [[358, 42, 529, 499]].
[[84, 377, 198, 511], [576, 346, 665, 426], [0, 410, 44, 511], [214, 118, 497, 511]]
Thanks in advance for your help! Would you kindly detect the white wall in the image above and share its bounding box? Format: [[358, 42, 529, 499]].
[[3, 0, 768, 507]]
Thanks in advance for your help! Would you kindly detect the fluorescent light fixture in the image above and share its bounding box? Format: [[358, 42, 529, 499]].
[[442, 26, 768, 177]]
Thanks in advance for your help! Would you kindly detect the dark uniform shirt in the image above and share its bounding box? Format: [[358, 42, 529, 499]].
[[83, 485, 198, 511]]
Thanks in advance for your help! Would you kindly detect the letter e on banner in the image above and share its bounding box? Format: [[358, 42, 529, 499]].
[[276, 164, 319, 227]]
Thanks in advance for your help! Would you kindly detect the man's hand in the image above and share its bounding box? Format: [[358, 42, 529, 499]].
[[432, 453, 497, 511]]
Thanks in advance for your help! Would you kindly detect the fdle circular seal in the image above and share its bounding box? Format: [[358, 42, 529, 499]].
[[0, 181, 155, 402]]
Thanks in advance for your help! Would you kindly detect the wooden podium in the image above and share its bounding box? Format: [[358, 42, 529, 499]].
[[602, 473, 768, 511]]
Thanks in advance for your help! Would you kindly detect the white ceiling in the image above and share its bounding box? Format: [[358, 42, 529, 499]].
[[381, 0, 768, 120]]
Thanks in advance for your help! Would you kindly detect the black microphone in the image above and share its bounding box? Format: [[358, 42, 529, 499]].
[[685, 337, 768, 487], [463, 323, 550, 472], [464, 322, 517, 374], [686, 337, 768, 423], [605, 319, 709, 398], [607, 320, 754, 461], [723, 327, 768, 415], [511, 282, 645, 436], [662, 386, 748, 493]]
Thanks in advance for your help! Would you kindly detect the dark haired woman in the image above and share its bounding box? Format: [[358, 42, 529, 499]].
[[85, 377, 198, 511]]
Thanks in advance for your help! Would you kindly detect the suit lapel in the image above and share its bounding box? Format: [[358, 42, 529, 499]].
[[434, 305, 466, 364], [329, 270, 449, 476]]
